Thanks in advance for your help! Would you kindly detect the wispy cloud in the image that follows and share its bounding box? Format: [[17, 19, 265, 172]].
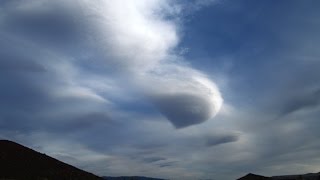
[[2, 0, 320, 180]]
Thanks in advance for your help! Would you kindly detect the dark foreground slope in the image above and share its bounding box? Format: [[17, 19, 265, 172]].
[[237, 173, 271, 180], [0, 140, 102, 180]]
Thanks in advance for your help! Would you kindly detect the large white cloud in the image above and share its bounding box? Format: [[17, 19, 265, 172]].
[[1, 0, 223, 128], [77, 0, 223, 128]]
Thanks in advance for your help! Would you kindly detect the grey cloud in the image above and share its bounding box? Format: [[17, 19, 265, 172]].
[[44, 112, 113, 133], [141, 157, 167, 163], [158, 161, 178, 168], [0, 53, 46, 72], [205, 134, 239, 147], [0, 0, 226, 179], [152, 93, 217, 128], [1, 0, 224, 130], [0, 31, 111, 135], [0, 1, 89, 54], [280, 88, 320, 116], [0, 35, 47, 73]]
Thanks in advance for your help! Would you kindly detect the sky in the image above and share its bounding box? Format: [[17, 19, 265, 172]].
[[1, 0, 320, 179]]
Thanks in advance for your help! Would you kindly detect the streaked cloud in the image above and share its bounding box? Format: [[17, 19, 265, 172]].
[[1, 0, 320, 180]]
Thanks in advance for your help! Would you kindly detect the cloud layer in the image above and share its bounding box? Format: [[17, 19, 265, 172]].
[[0, 0, 223, 128], [81, 0, 223, 127], [2, 0, 320, 180]]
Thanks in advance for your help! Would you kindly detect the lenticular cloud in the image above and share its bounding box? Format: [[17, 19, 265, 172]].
[[146, 73, 223, 128], [83, 0, 223, 128], [6, 0, 223, 128]]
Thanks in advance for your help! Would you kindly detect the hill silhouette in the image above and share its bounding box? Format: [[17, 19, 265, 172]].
[[237, 173, 271, 180], [0, 139, 102, 180]]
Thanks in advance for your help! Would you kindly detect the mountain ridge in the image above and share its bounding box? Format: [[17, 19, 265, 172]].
[[0, 139, 166, 180], [0, 139, 102, 180]]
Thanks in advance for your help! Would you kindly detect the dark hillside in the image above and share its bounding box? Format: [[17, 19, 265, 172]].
[[0, 140, 102, 180], [237, 173, 271, 180]]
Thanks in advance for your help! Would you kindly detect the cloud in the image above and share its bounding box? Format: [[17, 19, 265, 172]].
[[2, 0, 223, 129], [0, 53, 45, 73], [73, 0, 223, 128], [205, 133, 239, 147], [135, 63, 223, 128], [280, 88, 320, 116], [80, 0, 179, 72], [0, 0, 226, 179], [141, 157, 166, 163]]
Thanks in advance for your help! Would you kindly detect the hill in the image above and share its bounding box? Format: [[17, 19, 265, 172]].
[[237, 173, 271, 180], [0, 139, 102, 180]]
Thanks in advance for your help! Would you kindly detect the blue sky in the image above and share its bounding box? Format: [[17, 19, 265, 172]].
[[1, 0, 320, 179]]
